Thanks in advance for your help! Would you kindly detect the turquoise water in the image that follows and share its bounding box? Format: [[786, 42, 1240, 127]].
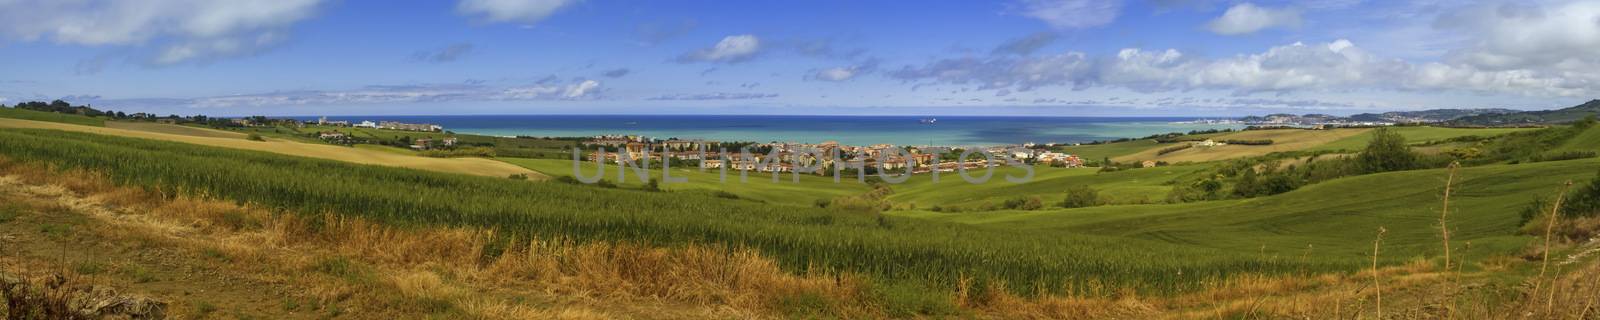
[[306, 115, 1242, 146]]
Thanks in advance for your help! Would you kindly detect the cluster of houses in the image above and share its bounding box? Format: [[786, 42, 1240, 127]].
[[580, 136, 1085, 175], [315, 116, 442, 132]]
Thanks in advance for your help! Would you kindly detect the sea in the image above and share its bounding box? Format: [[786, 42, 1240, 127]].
[[300, 115, 1243, 147]]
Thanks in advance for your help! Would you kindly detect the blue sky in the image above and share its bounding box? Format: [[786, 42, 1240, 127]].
[[2, 0, 1599, 116]]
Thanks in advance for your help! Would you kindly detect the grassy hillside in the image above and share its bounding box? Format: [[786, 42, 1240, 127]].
[[0, 128, 1379, 295], [0, 118, 538, 178], [1117, 128, 1370, 163], [500, 157, 869, 207], [900, 158, 1599, 265], [885, 164, 1209, 208], [1311, 126, 1536, 152], [0, 107, 105, 126], [1555, 125, 1600, 152]]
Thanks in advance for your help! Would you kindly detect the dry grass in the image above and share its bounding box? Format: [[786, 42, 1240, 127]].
[[0, 118, 541, 179]]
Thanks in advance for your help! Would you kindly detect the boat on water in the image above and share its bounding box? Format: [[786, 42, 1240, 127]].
[[919, 118, 937, 124]]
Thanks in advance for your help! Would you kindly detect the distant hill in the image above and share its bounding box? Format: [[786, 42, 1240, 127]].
[[1347, 108, 1520, 123], [1448, 99, 1600, 126]]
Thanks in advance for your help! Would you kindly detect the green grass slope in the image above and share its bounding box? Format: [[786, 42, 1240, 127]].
[[1312, 127, 1535, 152], [903, 159, 1599, 266], [886, 164, 1209, 208], [499, 157, 868, 207], [1555, 125, 1600, 152]]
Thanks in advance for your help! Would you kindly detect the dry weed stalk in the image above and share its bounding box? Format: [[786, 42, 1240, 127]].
[[1372, 226, 1387, 319]]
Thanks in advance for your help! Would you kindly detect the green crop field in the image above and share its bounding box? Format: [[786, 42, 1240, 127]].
[[1311, 126, 1537, 152], [884, 164, 1209, 208], [0, 128, 1388, 296], [900, 158, 1599, 264], [0, 107, 106, 127], [500, 157, 869, 207]]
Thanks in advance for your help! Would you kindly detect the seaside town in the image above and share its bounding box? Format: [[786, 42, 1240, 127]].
[[578, 134, 1086, 175]]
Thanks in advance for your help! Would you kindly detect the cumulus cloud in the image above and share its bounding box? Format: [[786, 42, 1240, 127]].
[[456, 0, 579, 24], [412, 43, 475, 63], [678, 35, 762, 63], [647, 92, 779, 100], [891, 33, 1600, 98], [0, 0, 324, 64], [1016, 0, 1124, 29], [1206, 3, 1302, 35], [993, 32, 1059, 55]]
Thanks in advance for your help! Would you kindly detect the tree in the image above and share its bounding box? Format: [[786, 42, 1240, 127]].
[[1356, 127, 1417, 174], [1233, 167, 1260, 198]]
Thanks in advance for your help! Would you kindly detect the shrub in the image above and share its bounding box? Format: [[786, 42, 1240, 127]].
[[1223, 139, 1274, 145], [1157, 144, 1192, 155], [1002, 196, 1044, 210], [1060, 185, 1102, 208], [1560, 170, 1600, 218], [1356, 127, 1417, 173], [246, 133, 264, 141], [508, 173, 529, 180]]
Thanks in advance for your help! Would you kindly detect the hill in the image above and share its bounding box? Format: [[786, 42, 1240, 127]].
[[0, 118, 539, 179], [1449, 99, 1600, 125], [1347, 108, 1521, 123]]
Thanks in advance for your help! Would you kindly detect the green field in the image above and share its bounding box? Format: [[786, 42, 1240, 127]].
[[884, 164, 1209, 208], [0, 107, 106, 127], [900, 158, 1599, 264], [1311, 126, 1537, 152], [500, 157, 870, 207]]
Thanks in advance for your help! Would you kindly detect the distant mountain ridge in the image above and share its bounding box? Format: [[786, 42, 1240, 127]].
[[1238, 100, 1600, 126], [1347, 108, 1520, 123], [1447, 99, 1600, 126]]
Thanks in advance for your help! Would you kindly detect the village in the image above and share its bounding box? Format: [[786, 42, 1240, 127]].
[[579, 134, 1086, 175]]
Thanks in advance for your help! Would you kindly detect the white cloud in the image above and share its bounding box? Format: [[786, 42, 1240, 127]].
[[647, 92, 779, 100], [1206, 3, 1302, 35], [813, 67, 859, 81], [456, 0, 579, 24], [679, 35, 762, 63], [1016, 0, 1124, 29], [0, 0, 324, 64], [137, 80, 606, 108]]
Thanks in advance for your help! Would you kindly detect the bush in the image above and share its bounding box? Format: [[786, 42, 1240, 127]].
[[1356, 127, 1417, 173], [1157, 144, 1192, 155], [1060, 185, 1102, 208], [1560, 170, 1600, 218], [246, 133, 264, 141], [508, 173, 529, 180], [1223, 139, 1273, 145], [1002, 196, 1044, 210]]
